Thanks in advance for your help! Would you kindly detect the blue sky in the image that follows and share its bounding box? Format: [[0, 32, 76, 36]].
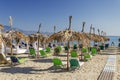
[[0, 0, 120, 36]]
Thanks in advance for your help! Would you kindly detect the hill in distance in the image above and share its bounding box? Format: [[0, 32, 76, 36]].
[[2, 25, 52, 35]]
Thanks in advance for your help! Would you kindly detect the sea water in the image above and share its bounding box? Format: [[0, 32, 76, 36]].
[[108, 36, 120, 46], [52, 36, 120, 47], [71, 36, 120, 47]]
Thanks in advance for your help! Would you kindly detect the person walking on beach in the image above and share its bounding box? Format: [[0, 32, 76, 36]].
[[111, 42, 115, 46]]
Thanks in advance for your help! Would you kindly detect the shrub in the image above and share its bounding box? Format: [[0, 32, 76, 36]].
[[54, 46, 62, 55]]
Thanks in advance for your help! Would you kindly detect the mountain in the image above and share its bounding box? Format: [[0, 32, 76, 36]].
[[2, 25, 52, 35]]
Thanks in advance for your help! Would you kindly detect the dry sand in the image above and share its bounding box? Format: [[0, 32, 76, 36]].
[[116, 54, 120, 80], [1, 47, 119, 80]]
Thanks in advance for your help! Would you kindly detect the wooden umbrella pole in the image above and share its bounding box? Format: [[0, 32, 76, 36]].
[[9, 16, 13, 55], [67, 16, 72, 70], [78, 40, 81, 60], [37, 35, 39, 58], [67, 41, 70, 70], [10, 29, 13, 55], [89, 25, 92, 52], [53, 26, 56, 46], [81, 22, 85, 32], [37, 24, 41, 58], [68, 16, 72, 30]]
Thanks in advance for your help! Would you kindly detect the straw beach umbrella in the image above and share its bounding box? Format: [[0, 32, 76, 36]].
[[0, 24, 4, 30], [28, 32, 47, 44], [102, 32, 109, 41], [36, 24, 41, 57], [2, 31, 29, 50], [14, 31, 30, 42], [28, 24, 48, 50], [48, 16, 83, 70], [80, 22, 90, 48]]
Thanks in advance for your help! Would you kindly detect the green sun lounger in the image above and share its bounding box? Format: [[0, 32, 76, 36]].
[[69, 58, 80, 68], [91, 48, 97, 55], [64, 46, 68, 51], [29, 48, 36, 57], [10, 56, 26, 65], [70, 51, 78, 58], [45, 47, 51, 53], [52, 58, 66, 69], [84, 54, 91, 61], [73, 44, 77, 49], [40, 50, 52, 57], [82, 48, 88, 53]]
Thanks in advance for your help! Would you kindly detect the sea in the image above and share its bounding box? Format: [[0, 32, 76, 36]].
[[108, 36, 120, 46], [61, 36, 120, 47], [52, 36, 120, 46]]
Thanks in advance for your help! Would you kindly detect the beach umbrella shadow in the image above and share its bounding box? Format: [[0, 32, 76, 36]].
[[32, 58, 52, 63], [0, 67, 42, 74]]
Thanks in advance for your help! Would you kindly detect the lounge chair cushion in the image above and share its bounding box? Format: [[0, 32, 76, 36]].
[[40, 50, 52, 57], [45, 47, 51, 53], [70, 51, 78, 58], [91, 48, 97, 55], [84, 54, 91, 60], [53, 58, 63, 66], [82, 48, 88, 53], [69, 59, 80, 68], [10, 56, 26, 63], [29, 48, 36, 56]]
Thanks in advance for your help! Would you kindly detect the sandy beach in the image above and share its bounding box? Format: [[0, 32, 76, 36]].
[[116, 52, 120, 80], [0, 50, 110, 80]]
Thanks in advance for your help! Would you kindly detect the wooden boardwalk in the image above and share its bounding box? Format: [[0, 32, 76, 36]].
[[97, 55, 116, 80]]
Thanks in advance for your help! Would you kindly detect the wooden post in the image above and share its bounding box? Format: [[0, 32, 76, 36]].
[[37, 35, 39, 58], [9, 16, 13, 55], [89, 25, 92, 52], [68, 16, 72, 30], [67, 41, 70, 70], [37, 24, 41, 58], [81, 22, 85, 32], [53, 26, 56, 50]]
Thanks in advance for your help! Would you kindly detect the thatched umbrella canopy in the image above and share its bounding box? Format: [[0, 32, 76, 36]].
[[28, 23, 48, 44], [14, 31, 30, 42], [89, 28, 100, 42], [102, 32, 108, 41], [99, 32, 109, 42], [0, 24, 4, 30], [102, 36, 109, 41], [70, 31, 85, 41], [88, 25, 99, 42], [28, 33, 48, 43], [47, 29, 86, 47], [80, 22, 91, 47], [90, 28, 101, 42], [2, 30, 29, 47], [79, 33, 90, 47], [48, 29, 73, 42], [2, 31, 15, 47], [99, 31, 105, 42]]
